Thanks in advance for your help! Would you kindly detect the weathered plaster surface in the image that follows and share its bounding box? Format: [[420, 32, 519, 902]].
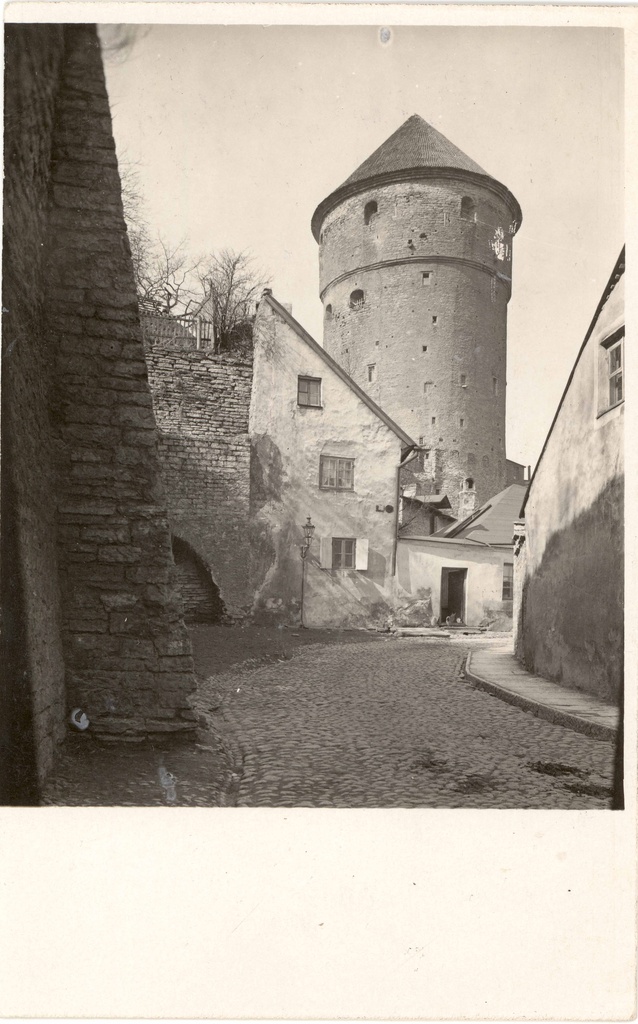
[[249, 301, 405, 628], [397, 538, 513, 628], [516, 272, 624, 701]]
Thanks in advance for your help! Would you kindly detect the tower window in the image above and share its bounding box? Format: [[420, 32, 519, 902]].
[[422, 272, 432, 286], [431, 416, 436, 425], [460, 374, 467, 387], [367, 364, 377, 383], [465, 478, 474, 490], [460, 418, 465, 428], [432, 316, 438, 324], [364, 200, 378, 225], [492, 377, 498, 396], [422, 345, 428, 352], [349, 289, 365, 309], [325, 303, 332, 318], [460, 197, 477, 222]]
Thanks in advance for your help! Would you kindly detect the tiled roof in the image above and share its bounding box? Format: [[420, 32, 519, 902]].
[[341, 114, 487, 188], [438, 483, 528, 545]]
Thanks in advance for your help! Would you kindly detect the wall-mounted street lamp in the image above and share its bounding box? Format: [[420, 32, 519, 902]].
[[300, 516, 315, 628]]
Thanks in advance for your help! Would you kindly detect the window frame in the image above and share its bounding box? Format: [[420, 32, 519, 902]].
[[297, 375, 322, 408], [332, 537, 356, 570], [319, 455, 355, 491], [502, 562, 514, 601], [597, 327, 625, 417]]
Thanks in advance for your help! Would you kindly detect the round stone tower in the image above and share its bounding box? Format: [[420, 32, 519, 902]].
[[311, 114, 522, 517]]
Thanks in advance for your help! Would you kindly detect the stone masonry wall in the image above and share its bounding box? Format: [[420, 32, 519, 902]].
[[318, 178, 517, 516], [2, 25, 67, 796], [144, 343, 253, 617], [3, 24, 196, 781]]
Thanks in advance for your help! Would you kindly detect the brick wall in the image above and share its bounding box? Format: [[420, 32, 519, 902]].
[[144, 341, 253, 617], [2, 25, 196, 791]]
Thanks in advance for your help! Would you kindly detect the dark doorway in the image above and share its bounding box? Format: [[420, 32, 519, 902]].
[[171, 537, 225, 624], [441, 567, 467, 623]]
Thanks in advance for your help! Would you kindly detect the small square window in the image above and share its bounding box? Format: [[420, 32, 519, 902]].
[[332, 537, 356, 569], [422, 272, 432, 286], [367, 364, 377, 383], [422, 345, 428, 352], [297, 376, 322, 407], [320, 456, 355, 491], [502, 562, 514, 601]]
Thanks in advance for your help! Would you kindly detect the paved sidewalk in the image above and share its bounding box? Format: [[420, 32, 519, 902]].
[[464, 639, 619, 740]]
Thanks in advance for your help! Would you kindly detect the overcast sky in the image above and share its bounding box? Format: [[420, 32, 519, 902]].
[[102, 24, 624, 467]]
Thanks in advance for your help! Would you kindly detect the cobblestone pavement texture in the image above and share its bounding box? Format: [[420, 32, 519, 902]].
[[43, 628, 615, 808], [41, 627, 382, 806], [193, 635, 616, 809]]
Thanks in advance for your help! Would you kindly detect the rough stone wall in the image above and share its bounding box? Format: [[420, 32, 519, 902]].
[[318, 178, 518, 516], [2, 25, 67, 796], [3, 25, 196, 784], [144, 345, 253, 617]]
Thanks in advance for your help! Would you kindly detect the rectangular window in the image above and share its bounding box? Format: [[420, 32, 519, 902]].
[[297, 376, 322, 407], [422, 272, 432, 286], [367, 364, 377, 382], [431, 416, 436, 425], [432, 316, 438, 325], [332, 538, 356, 569], [460, 418, 465, 428], [320, 456, 354, 491], [492, 377, 498, 396], [460, 374, 467, 386], [422, 345, 428, 352], [608, 340, 623, 406], [502, 562, 513, 601]]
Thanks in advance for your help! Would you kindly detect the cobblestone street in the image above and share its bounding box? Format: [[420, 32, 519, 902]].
[[193, 633, 616, 809]]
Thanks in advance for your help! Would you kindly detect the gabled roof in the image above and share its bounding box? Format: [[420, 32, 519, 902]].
[[311, 114, 522, 240], [259, 291, 416, 449], [342, 114, 487, 187], [437, 483, 528, 546]]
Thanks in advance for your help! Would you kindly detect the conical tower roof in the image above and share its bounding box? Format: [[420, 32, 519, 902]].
[[342, 114, 487, 186], [311, 113, 521, 241]]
